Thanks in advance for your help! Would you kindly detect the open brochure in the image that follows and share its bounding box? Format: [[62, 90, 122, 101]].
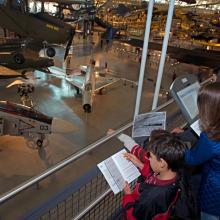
[[190, 119, 201, 136], [97, 149, 141, 195], [132, 112, 166, 144]]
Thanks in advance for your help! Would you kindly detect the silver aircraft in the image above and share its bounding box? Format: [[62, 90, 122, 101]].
[[65, 63, 122, 113], [0, 101, 76, 148], [0, 101, 52, 148], [50, 60, 136, 113], [65, 64, 95, 113]]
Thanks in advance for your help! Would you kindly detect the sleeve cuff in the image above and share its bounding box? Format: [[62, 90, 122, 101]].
[[123, 194, 135, 207]]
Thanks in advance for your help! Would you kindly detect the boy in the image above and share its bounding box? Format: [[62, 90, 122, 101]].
[[118, 130, 194, 220]]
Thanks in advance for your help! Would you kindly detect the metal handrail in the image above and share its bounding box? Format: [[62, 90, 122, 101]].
[[0, 77, 212, 204], [0, 99, 173, 204], [1, 76, 213, 205]]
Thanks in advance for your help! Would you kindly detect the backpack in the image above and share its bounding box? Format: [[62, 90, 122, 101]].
[[171, 170, 198, 219]]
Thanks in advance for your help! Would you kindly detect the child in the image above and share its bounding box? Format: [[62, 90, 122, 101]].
[[184, 82, 220, 220], [118, 130, 195, 220]]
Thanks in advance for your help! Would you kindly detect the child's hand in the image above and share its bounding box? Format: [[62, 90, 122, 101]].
[[117, 134, 137, 151], [124, 153, 144, 169], [123, 181, 132, 195], [171, 127, 184, 134]]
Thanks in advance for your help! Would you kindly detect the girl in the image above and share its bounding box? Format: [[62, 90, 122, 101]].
[[185, 82, 220, 220]]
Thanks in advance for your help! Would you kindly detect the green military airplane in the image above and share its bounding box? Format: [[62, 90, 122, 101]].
[[0, 0, 75, 62], [0, 50, 54, 75], [0, 39, 54, 79]]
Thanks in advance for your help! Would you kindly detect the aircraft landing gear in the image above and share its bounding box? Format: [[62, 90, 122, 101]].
[[46, 47, 56, 57], [36, 134, 47, 148], [37, 139, 43, 147], [75, 87, 80, 95], [83, 104, 91, 113], [13, 53, 25, 64], [26, 133, 48, 149]]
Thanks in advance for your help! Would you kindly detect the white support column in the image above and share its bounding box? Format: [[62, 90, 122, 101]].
[[152, 0, 175, 110], [134, 0, 155, 118]]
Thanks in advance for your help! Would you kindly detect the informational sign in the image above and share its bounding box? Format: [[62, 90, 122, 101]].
[[132, 112, 166, 145]]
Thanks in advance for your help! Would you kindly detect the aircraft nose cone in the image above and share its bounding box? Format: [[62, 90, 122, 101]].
[[51, 118, 78, 133]]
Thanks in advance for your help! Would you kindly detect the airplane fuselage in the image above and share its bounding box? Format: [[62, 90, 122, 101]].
[[0, 7, 73, 44], [0, 101, 52, 137]]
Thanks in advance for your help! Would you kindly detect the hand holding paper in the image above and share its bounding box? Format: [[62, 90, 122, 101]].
[[97, 149, 140, 194], [118, 134, 137, 151], [124, 152, 144, 169], [124, 181, 132, 195]]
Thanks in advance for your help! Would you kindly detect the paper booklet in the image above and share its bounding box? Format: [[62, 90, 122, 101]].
[[97, 149, 141, 195], [132, 112, 166, 145], [190, 119, 201, 136]]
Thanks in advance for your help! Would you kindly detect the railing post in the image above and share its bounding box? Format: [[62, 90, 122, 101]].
[[152, 0, 175, 110], [134, 0, 155, 118]]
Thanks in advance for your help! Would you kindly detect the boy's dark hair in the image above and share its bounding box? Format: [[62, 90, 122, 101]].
[[148, 130, 186, 172]]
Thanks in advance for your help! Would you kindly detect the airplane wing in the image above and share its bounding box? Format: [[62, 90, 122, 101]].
[[94, 75, 120, 91], [6, 79, 25, 88], [123, 39, 220, 69], [0, 65, 24, 79], [66, 75, 85, 90]]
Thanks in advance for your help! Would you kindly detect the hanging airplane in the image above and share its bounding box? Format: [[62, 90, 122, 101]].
[[0, 49, 54, 72], [119, 39, 220, 69], [0, 100, 77, 148], [0, 47, 54, 79], [0, 100, 52, 148], [0, 0, 75, 61], [53, 0, 95, 21]]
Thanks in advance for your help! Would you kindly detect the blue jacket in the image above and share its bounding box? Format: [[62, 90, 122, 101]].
[[185, 132, 220, 215]]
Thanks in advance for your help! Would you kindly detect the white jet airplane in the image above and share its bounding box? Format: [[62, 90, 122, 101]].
[[50, 61, 121, 113], [65, 64, 95, 113], [0, 101, 76, 148], [65, 63, 123, 112], [0, 100, 52, 148]]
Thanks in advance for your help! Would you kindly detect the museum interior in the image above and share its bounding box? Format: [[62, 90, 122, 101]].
[[0, 0, 220, 219]]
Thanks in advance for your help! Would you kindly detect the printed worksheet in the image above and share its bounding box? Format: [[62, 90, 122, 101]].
[[132, 112, 166, 144], [112, 150, 140, 184], [190, 119, 201, 136], [97, 149, 140, 194]]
